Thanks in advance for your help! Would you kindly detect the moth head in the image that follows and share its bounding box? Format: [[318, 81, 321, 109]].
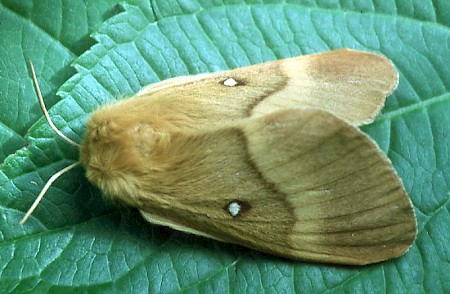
[[79, 108, 153, 206], [21, 63, 147, 223]]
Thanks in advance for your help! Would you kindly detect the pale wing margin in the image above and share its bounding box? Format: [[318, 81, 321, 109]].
[[253, 49, 399, 125], [243, 109, 416, 265]]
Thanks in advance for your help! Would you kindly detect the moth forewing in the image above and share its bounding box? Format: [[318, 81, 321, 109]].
[[127, 49, 398, 131], [82, 106, 416, 265]]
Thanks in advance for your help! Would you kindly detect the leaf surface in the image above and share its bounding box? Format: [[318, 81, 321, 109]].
[[0, 0, 449, 293]]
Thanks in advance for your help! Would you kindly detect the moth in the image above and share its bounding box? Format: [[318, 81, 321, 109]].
[[23, 49, 417, 265]]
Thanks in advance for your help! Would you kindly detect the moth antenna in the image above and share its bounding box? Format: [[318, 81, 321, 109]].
[[22, 62, 82, 224], [20, 162, 80, 224], [29, 61, 80, 148]]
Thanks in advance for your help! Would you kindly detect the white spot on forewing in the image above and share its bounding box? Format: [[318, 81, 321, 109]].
[[223, 77, 238, 87], [228, 202, 241, 217]]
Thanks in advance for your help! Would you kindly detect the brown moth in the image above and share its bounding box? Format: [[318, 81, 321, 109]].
[[23, 49, 417, 265]]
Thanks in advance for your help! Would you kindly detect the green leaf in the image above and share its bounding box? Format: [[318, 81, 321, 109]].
[[1, 0, 449, 293], [0, 0, 140, 163]]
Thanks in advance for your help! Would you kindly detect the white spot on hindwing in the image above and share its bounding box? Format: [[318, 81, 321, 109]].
[[223, 77, 238, 87], [228, 201, 241, 217]]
